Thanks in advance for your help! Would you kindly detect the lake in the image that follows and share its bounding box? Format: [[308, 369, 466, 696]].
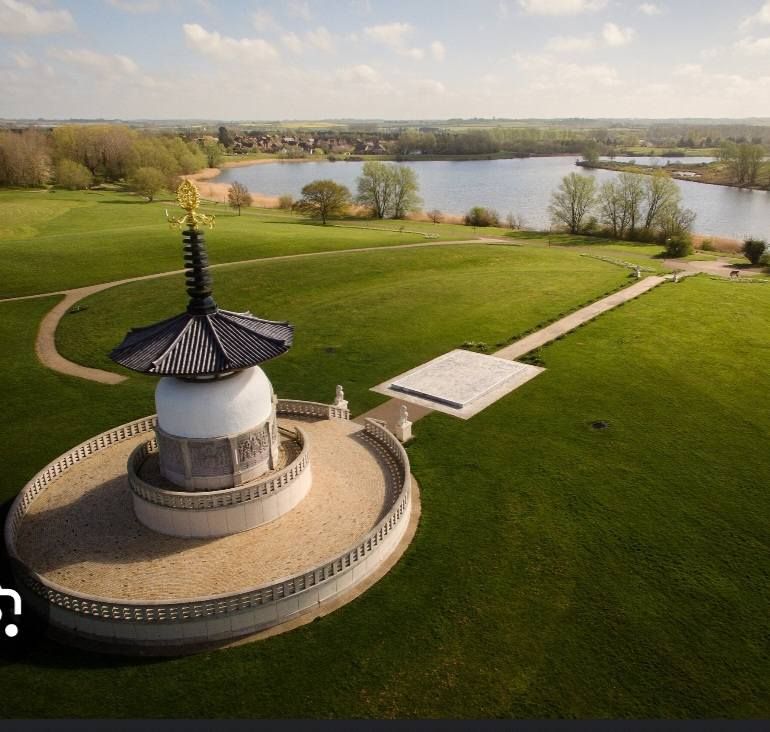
[[213, 156, 770, 240]]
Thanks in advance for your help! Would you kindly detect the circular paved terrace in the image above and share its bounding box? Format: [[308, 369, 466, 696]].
[[15, 417, 395, 602]]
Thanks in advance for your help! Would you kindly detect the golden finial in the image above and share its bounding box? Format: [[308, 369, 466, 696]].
[[167, 180, 215, 230]]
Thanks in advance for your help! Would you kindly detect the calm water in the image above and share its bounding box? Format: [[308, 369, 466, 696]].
[[213, 156, 770, 239]]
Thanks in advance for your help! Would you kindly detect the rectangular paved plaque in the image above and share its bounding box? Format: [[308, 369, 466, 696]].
[[391, 350, 530, 408]]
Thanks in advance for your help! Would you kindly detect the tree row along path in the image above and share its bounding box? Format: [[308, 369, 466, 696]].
[[2, 238, 505, 385]]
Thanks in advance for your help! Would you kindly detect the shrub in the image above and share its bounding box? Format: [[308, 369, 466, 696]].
[[278, 194, 294, 210], [742, 238, 767, 265], [759, 251, 770, 269], [700, 238, 714, 251], [664, 234, 693, 258], [56, 159, 93, 190], [464, 206, 499, 227], [427, 208, 443, 224]]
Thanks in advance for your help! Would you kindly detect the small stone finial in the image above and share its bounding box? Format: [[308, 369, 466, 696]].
[[397, 404, 409, 426], [334, 384, 348, 410], [168, 180, 215, 231]]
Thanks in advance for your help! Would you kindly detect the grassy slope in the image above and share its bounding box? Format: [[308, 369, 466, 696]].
[[0, 189, 500, 298], [55, 245, 632, 413], [0, 246, 767, 717]]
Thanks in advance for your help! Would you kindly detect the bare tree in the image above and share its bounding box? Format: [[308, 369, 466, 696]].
[[548, 173, 597, 234], [0, 129, 49, 187], [642, 172, 680, 233], [356, 161, 394, 218], [427, 209, 443, 223], [227, 181, 252, 215], [389, 165, 422, 218]]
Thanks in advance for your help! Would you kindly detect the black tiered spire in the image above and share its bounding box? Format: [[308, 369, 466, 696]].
[[109, 181, 293, 378]]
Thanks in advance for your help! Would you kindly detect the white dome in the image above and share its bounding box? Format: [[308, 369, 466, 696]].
[[155, 367, 274, 439]]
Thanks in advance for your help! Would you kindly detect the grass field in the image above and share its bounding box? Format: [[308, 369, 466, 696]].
[[0, 193, 768, 718], [0, 189, 501, 298]]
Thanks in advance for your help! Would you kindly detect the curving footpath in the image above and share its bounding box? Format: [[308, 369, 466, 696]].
[[2, 238, 502, 386]]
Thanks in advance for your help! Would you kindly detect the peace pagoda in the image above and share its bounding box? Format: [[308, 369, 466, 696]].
[[4, 182, 417, 654]]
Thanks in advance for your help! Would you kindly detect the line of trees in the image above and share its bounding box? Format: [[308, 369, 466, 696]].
[[549, 171, 696, 247], [0, 125, 207, 197], [718, 142, 766, 187], [292, 162, 423, 224]]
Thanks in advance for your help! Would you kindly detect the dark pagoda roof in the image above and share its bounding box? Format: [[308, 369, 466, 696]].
[[110, 309, 293, 377], [109, 182, 293, 377]]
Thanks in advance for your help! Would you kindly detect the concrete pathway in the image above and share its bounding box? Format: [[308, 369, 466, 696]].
[[357, 274, 670, 428], [2, 238, 499, 386]]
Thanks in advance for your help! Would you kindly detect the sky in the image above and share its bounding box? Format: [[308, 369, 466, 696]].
[[3, 0, 770, 120]]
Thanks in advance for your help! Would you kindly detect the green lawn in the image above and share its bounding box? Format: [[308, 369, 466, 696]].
[[55, 244, 633, 413], [1, 232, 768, 717], [0, 189, 502, 298]]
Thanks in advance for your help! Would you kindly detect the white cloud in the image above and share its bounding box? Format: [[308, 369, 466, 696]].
[[735, 35, 770, 55], [287, 0, 311, 22], [638, 3, 662, 15], [363, 22, 428, 60], [602, 22, 635, 46], [518, 0, 607, 15], [183, 23, 278, 63], [0, 0, 75, 35], [364, 21, 413, 47], [336, 63, 379, 83], [513, 52, 619, 89], [281, 31, 303, 54], [740, 2, 770, 30], [415, 78, 445, 95], [430, 40, 446, 60], [252, 9, 277, 32], [673, 63, 702, 77], [545, 35, 595, 52], [10, 49, 35, 68], [107, 0, 162, 13], [49, 48, 139, 75], [306, 26, 334, 52]]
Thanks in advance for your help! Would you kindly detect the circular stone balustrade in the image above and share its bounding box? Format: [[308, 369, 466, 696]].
[[4, 400, 415, 654]]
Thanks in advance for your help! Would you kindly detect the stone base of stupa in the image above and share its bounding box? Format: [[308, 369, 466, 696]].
[[4, 401, 416, 655]]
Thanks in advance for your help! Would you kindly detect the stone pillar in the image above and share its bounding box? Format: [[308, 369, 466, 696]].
[[394, 404, 412, 443]]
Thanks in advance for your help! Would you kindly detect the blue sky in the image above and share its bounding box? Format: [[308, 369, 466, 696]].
[[2, 0, 770, 119]]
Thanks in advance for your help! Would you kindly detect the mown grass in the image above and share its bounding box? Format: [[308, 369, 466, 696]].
[[0, 189, 501, 298], [56, 244, 630, 414], [0, 268, 767, 718]]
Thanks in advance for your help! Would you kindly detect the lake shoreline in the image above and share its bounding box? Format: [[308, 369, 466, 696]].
[[190, 159, 746, 246]]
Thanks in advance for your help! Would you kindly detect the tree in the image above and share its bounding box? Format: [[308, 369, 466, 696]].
[[295, 179, 351, 224], [278, 194, 294, 209], [56, 159, 93, 189], [548, 172, 597, 234], [356, 161, 394, 218], [356, 161, 421, 219], [742, 238, 767, 265], [642, 171, 680, 233], [227, 181, 252, 215], [719, 142, 765, 186], [582, 140, 601, 166], [664, 234, 693, 258], [427, 209, 443, 224], [0, 129, 49, 187], [129, 166, 166, 201], [389, 165, 422, 218], [464, 206, 499, 227], [618, 172, 644, 237], [203, 141, 224, 168], [218, 126, 232, 149]]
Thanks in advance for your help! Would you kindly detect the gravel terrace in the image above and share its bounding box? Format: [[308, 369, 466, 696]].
[[15, 417, 393, 602]]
